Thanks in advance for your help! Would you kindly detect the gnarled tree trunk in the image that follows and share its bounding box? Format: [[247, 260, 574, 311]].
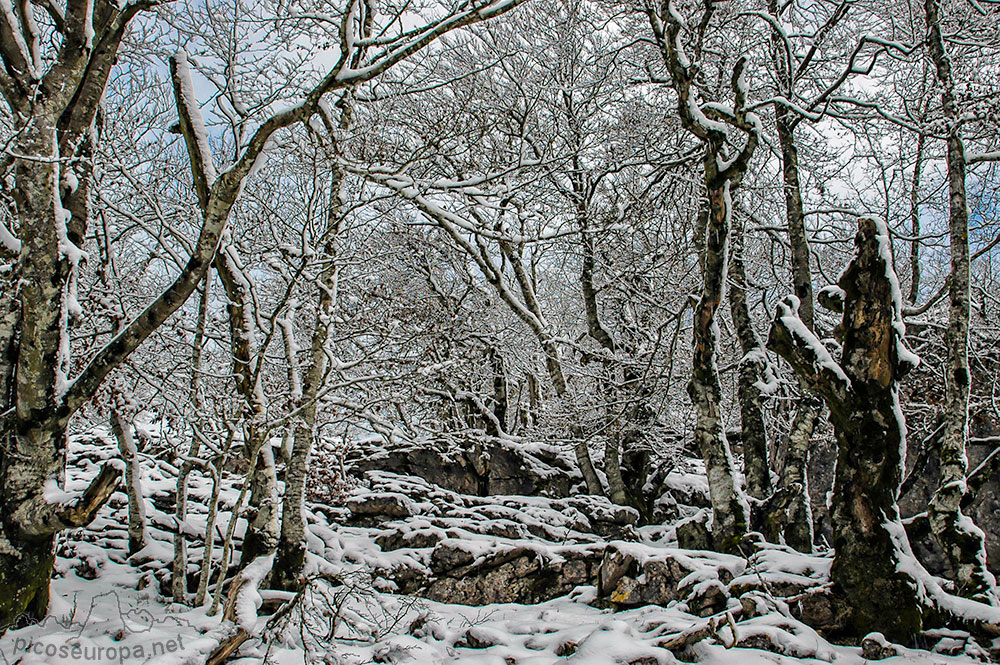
[[768, 218, 923, 641], [649, 1, 758, 551]]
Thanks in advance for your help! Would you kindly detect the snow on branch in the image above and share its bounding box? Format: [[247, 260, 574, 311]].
[[0, 218, 20, 254], [332, 0, 532, 84], [766, 295, 851, 406], [354, 167, 567, 244], [64, 0, 527, 424], [170, 50, 218, 208], [967, 150, 1000, 165], [0, 0, 41, 82], [20, 461, 124, 536]]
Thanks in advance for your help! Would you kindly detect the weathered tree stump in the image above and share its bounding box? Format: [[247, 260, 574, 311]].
[[767, 218, 922, 642]]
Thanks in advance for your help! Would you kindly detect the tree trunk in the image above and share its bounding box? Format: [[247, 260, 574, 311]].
[[924, 0, 996, 603], [274, 101, 352, 588], [727, 210, 771, 501], [273, 412, 315, 590], [489, 347, 508, 436], [775, 115, 814, 330], [214, 241, 280, 567], [526, 372, 540, 428], [0, 270, 17, 425], [0, 425, 120, 626], [768, 218, 923, 642], [111, 404, 148, 556], [773, 110, 822, 552], [650, 8, 758, 551], [241, 440, 279, 565], [765, 0, 825, 548], [688, 180, 749, 553], [197, 428, 235, 608], [0, 123, 121, 627], [604, 433, 628, 506], [579, 210, 648, 507], [173, 277, 212, 603], [0, 531, 56, 628], [778, 396, 821, 550]]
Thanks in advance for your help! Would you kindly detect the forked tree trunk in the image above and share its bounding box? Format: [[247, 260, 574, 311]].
[[768, 218, 923, 641], [273, 98, 352, 589]]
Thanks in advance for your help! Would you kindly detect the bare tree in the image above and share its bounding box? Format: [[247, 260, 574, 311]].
[[924, 0, 996, 602], [0, 0, 530, 626], [644, 0, 759, 552]]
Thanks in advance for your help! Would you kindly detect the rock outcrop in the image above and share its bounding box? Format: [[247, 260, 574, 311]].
[[344, 436, 578, 497], [336, 470, 851, 639]]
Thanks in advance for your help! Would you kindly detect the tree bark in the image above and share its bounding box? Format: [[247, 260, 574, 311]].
[[0, 270, 18, 428], [924, 0, 996, 602], [273, 99, 352, 589], [768, 218, 923, 641], [649, 4, 758, 551], [213, 245, 280, 566], [111, 402, 148, 556], [527, 373, 540, 426], [727, 210, 771, 501]]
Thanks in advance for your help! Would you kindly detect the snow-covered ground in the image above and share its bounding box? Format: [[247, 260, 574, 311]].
[[0, 430, 990, 665]]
